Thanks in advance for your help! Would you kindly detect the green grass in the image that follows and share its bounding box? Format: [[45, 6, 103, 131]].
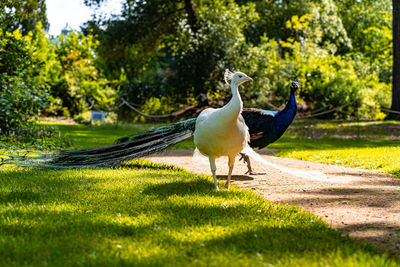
[[0, 162, 397, 266], [52, 122, 164, 149], [36, 119, 400, 177], [46, 122, 195, 150], [0, 120, 399, 265], [268, 120, 400, 177]]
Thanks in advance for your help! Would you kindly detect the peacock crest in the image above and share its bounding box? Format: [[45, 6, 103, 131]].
[[224, 69, 234, 85]]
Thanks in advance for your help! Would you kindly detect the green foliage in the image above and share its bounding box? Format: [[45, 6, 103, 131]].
[[0, 15, 116, 142], [24, 22, 62, 92], [0, 0, 394, 124], [131, 97, 175, 122], [243, 0, 351, 50], [240, 13, 390, 119], [7, 22, 116, 119], [0, 74, 48, 129], [0, 29, 49, 130], [0, 123, 71, 150], [54, 30, 116, 116], [0, 0, 48, 35], [83, 0, 392, 121], [166, 0, 259, 99]]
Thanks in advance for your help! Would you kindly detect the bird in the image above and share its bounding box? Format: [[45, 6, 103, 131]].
[[239, 79, 298, 174], [2, 79, 298, 176], [193, 70, 252, 190], [115, 79, 298, 175]]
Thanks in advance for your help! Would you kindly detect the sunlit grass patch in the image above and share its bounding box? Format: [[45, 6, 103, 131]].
[[0, 161, 397, 266], [269, 119, 400, 177], [55, 123, 165, 149], [278, 146, 400, 176]]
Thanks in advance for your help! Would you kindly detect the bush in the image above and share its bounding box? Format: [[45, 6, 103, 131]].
[[243, 14, 390, 119], [0, 74, 48, 129], [54, 30, 116, 117], [0, 29, 49, 130], [0, 123, 71, 150]]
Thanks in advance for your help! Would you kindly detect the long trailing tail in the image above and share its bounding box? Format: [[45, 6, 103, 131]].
[[241, 146, 327, 180], [2, 118, 197, 169]]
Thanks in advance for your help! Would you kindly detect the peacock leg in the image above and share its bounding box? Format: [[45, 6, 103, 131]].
[[239, 153, 266, 175], [208, 157, 219, 190], [224, 156, 234, 189]]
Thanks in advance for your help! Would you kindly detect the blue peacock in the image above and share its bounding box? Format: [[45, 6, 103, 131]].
[[3, 80, 298, 172]]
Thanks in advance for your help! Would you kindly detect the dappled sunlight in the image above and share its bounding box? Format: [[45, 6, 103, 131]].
[[1, 158, 396, 265], [1, 120, 399, 263], [279, 146, 400, 176], [265, 120, 400, 178]]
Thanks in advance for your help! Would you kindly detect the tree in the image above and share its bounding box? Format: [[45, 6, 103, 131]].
[[53, 30, 115, 116], [0, 0, 49, 34], [0, 29, 49, 130], [83, 0, 199, 82], [387, 0, 400, 119], [81, 0, 392, 120]]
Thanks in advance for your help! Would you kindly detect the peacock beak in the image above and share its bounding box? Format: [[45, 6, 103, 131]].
[[244, 76, 253, 82]]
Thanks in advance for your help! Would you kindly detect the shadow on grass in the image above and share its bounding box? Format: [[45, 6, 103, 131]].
[[141, 180, 216, 197], [0, 202, 383, 265], [121, 162, 185, 172], [0, 166, 397, 265]]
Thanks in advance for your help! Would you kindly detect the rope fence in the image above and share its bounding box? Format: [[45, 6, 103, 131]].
[[120, 98, 175, 119], [296, 102, 353, 119], [88, 97, 400, 120]]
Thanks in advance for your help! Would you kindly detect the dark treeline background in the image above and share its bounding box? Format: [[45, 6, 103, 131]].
[[0, 0, 393, 131]]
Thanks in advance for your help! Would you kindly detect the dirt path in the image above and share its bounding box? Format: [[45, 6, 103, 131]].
[[146, 149, 400, 256]]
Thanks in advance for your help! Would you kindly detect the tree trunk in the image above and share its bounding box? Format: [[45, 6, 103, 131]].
[[184, 0, 198, 33], [387, 0, 400, 119]]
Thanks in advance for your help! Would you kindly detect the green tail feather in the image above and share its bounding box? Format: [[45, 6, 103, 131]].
[[2, 118, 197, 169]]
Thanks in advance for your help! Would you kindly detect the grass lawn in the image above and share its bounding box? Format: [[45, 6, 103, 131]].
[[68, 119, 400, 178], [0, 120, 399, 265], [270, 120, 400, 177], [52, 120, 400, 179], [0, 163, 397, 266]]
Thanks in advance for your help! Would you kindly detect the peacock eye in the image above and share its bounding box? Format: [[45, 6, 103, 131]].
[[238, 75, 243, 78]]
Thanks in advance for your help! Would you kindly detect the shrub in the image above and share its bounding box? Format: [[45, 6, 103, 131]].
[[0, 29, 49, 130], [0, 123, 71, 150]]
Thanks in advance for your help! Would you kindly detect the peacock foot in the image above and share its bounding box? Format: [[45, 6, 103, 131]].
[[214, 185, 220, 191], [223, 183, 230, 190]]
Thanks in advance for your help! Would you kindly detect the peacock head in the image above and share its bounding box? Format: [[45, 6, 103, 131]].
[[290, 79, 299, 93], [224, 69, 253, 86]]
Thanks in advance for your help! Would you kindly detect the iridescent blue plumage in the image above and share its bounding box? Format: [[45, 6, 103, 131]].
[[243, 80, 297, 149]]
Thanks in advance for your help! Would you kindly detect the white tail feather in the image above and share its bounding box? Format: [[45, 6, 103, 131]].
[[241, 146, 328, 181], [193, 148, 210, 167]]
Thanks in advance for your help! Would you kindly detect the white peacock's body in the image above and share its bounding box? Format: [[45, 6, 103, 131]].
[[194, 108, 249, 158], [193, 69, 252, 190]]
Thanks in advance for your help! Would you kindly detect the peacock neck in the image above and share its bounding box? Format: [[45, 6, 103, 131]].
[[281, 89, 297, 113], [220, 82, 242, 121], [274, 89, 297, 127]]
